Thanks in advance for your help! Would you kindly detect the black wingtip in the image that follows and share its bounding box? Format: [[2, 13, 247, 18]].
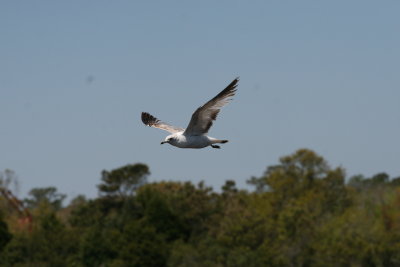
[[141, 112, 148, 124], [229, 77, 239, 88], [217, 77, 239, 97], [227, 77, 239, 92], [141, 112, 158, 126]]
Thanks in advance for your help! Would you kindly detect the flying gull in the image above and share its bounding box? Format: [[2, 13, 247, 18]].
[[141, 78, 239, 149]]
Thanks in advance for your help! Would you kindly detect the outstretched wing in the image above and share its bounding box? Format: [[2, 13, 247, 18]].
[[141, 112, 184, 134], [184, 77, 238, 136]]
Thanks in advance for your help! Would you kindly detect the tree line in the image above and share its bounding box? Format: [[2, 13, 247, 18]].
[[1, 149, 400, 266]]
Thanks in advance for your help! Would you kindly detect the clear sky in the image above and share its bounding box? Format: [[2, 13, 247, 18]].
[[1, 1, 399, 201]]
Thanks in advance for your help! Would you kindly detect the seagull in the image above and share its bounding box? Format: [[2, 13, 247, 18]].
[[141, 78, 239, 149]]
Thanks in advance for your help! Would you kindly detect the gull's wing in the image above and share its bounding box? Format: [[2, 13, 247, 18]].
[[141, 112, 184, 134], [184, 77, 238, 136]]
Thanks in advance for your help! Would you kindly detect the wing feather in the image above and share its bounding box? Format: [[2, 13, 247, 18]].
[[184, 77, 238, 135], [141, 112, 184, 133]]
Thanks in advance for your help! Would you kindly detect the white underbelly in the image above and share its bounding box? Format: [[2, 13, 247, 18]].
[[175, 135, 210, 148]]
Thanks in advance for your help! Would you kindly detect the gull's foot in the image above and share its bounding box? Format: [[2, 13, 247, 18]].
[[211, 145, 221, 149]]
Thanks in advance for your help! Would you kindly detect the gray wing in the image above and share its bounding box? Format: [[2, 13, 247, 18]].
[[184, 78, 238, 136], [141, 112, 184, 134]]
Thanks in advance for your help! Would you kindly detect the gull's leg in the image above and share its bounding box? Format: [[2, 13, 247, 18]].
[[211, 145, 221, 149]]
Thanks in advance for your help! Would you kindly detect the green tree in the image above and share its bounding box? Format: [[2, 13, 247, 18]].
[[116, 220, 169, 267], [247, 149, 350, 265], [136, 183, 190, 242], [0, 212, 12, 252], [313, 193, 400, 266], [1, 211, 78, 266], [24, 187, 66, 211], [79, 224, 119, 266], [2, 151, 399, 266], [0, 169, 19, 193], [221, 180, 238, 195], [137, 181, 220, 239], [98, 163, 149, 197]]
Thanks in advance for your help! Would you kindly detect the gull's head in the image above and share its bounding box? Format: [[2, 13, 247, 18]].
[[161, 135, 176, 145]]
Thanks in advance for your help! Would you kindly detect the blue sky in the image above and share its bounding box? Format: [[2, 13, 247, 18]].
[[1, 1, 399, 201]]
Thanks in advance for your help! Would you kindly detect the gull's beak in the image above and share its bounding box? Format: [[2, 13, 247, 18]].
[[161, 141, 167, 145]]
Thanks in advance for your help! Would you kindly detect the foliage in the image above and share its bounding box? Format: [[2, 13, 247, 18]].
[[24, 187, 66, 211], [0, 169, 19, 193], [0, 213, 12, 253], [98, 163, 149, 197], [1, 150, 400, 266]]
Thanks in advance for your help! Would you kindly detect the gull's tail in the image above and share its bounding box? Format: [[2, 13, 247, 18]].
[[210, 138, 228, 145], [213, 139, 228, 144], [210, 139, 228, 149]]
